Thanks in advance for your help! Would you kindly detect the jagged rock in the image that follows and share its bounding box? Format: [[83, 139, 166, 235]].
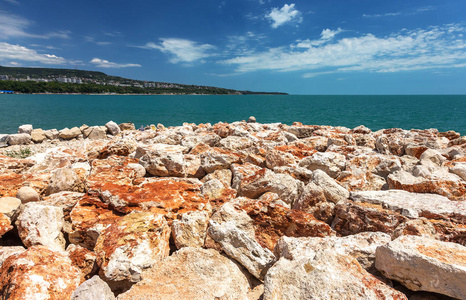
[[208, 221, 275, 280], [200, 148, 242, 173], [117, 247, 250, 300], [172, 210, 210, 249], [41, 191, 85, 234], [210, 202, 256, 238], [7, 133, 31, 145], [236, 197, 336, 251], [66, 244, 98, 283], [85, 126, 107, 140], [181, 132, 221, 149], [0, 213, 13, 238], [265, 149, 296, 169], [16, 186, 40, 203], [350, 190, 466, 221], [105, 121, 121, 136], [201, 178, 237, 205], [235, 167, 303, 205], [16, 202, 65, 251], [134, 143, 188, 159], [263, 248, 407, 299], [46, 167, 87, 195], [0, 246, 81, 300], [450, 162, 466, 180], [375, 235, 466, 299], [18, 124, 33, 134], [139, 149, 205, 178], [71, 275, 115, 300], [376, 132, 406, 156], [387, 170, 466, 201], [31, 128, 47, 143], [312, 169, 349, 203], [285, 124, 316, 138], [44, 129, 59, 140], [0, 196, 21, 220], [98, 138, 138, 159], [219, 136, 255, 150], [69, 196, 121, 250], [0, 247, 26, 268], [298, 151, 346, 178], [119, 122, 135, 131], [274, 232, 391, 271], [95, 212, 170, 284], [127, 163, 146, 178], [59, 127, 82, 140], [332, 200, 408, 236], [201, 168, 233, 187]]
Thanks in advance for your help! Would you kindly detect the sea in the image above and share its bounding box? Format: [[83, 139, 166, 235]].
[[1, 94, 465, 135]]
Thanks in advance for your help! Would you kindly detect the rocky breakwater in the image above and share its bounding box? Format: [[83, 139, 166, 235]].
[[0, 119, 465, 299]]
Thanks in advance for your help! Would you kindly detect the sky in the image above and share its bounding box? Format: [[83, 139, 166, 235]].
[[0, 0, 466, 94]]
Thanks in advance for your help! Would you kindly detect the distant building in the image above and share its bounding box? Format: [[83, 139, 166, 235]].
[[0, 75, 9, 80], [0, 90, 14, 94]]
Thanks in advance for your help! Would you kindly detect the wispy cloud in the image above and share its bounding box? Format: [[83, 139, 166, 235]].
[[85, 36, 112, 46], [225, 31, 266, 55], [363, 6, 436, 18], [266, 3, 302, 28], [220, 24, 466, 77], [141, 38, 216, 63], [0, 11, 70, 39], [90, 58, 141, 68], [0, 42, 67, 64], [294, 28, 343, 47], [3, 0, 20, 5]]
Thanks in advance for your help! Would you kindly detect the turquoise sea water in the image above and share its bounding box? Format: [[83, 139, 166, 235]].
[[1, 94, 465, 135]]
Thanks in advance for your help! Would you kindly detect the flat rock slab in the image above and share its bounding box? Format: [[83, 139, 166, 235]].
[[375, 235, 466, 299], [117, 247, 250, 300], [351, 190, 466, 222]]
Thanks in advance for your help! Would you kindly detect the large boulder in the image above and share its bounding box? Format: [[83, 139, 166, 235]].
[[31, 128, 47, 143], [71, 275, 115, 300], [171, 210, 210, 249], [117, 248, 250, 300], [139, 150, 204, 178], [59, 127, 82, 140], [46, 167, 87, 195], [18, 124, 33, 134], [208, 220, 275, 280], [0, 246, 81, 300], [105, 121, 121, 136], [7, 133, 31, 145], [16, 202, 66, 251], [94, 212, 170, 285], [263, 248, 407, 299], [298, 151, 346, 178], [16, 186, 40, 203], [376, 235, 466, 299]]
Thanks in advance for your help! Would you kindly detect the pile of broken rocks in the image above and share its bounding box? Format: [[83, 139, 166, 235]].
[[0, 119, 465, 300]]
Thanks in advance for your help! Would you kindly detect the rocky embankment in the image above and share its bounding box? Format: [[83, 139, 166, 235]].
[[0, 119, 465, 299]]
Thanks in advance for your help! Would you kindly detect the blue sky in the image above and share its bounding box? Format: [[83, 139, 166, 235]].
[[0, 0, 466, 94]]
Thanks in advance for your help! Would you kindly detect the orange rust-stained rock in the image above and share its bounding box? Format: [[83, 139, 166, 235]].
[[275, 143, 317, 159], [332, 200, 408, 236], [237, 198, 335, 251], [100, 177, 208, 216], [69, 195, 122, 250], [0, 171, 50, 197], [0, 155, 34, 173], [0, 246, 81, 300], [66, 244, 98, 284], [0, 212, 12, 238], [94, 212, 170, 284]]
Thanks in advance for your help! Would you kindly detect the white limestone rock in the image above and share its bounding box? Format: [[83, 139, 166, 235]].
[[16, 202, 65, 251], [263, 249, 407, 300], [18, 124, 33, 135], [71, 276, 116, 300], [105, 121, 121, 136], [208, 221, 275, 280], [7, 133, 31, 145], [298, 151, 346, 178], [350, 190, 466, 220], [0, 246, 26, 268], [59, 127, 82, 140], [172, 210, 210, 249], [117, 247, 250, 300], [450, 162, 466, 181], [311, 169, 349, 203], [375, 235, 466, 299]]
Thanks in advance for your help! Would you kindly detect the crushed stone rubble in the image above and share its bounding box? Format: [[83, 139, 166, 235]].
[[0, 119, 465, 299]]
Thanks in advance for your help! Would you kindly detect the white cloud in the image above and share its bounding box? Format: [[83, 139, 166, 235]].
[[295, 28, 343, 48], [90, 58, 141, 68], [0, 11, 71, 39], [220, 24, 466, 77], [363, 6, 436, 18], [266, 4, 302, 28], [0, 42, 66, 64], [142, 38, 216, 63]]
